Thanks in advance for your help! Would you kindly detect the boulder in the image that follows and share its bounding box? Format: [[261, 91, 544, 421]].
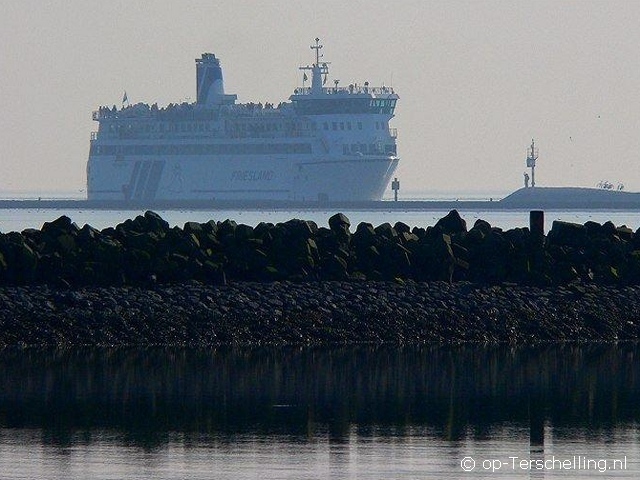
[[616, 226, 633, 242], [21, 228, 42, 245], [0, 252, 6, 273], [235, 224, 255, 241], [184, 221, 204, 235], [2, 233, 38, 283], [55, 233, 77, 255], [411, 226, 426, 238], [202, 220, 218, 236], [254, 222, 274, 240], [602, 221, 617, 236], [374, 222, 397, 239], [41, 215, 79, 236], [78, 224, 101, 243], [548, 221, 587, 248], [354, 222, 376, 246], [400, 232, 419, 244], [472, 219, 491, 234], [283, 218, 317, 238], [328, 212, 350, 231], [143, 210, 170, 233], [434, 210, 467, 235], [584, 221, 603, 237], [218, 219, 238, 238], [125, 231, 161, 252], [322, 254, 349, 280], [393, 221, 411, 234]]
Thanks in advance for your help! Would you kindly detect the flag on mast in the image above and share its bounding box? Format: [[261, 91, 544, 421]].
[[303, 73, 308, 82], [122, 91, 128, 105]]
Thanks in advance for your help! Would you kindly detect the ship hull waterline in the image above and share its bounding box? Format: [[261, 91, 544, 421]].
[[88, 154, 399, 203]]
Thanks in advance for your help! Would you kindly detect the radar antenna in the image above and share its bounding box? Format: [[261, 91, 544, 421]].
[[310, 37, 323, 65]]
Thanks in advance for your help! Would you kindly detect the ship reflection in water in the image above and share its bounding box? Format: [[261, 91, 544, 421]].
[[0, 345, 638, 478]]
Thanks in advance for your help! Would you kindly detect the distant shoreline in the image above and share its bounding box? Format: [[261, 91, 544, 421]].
[[1, 186, 640, 210], [0, 198, 506, 211]]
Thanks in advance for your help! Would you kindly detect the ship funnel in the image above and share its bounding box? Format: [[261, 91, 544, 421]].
[[196, 53, 225, 105]]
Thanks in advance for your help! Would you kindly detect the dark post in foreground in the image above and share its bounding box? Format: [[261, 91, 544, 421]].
[[530, 210, 544, 237]]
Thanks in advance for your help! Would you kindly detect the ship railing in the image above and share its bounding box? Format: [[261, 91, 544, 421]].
[[226, 130, 315, 139], [389, 128, 398, 138], [293, 85, 396, 96], [225, 102, 286, 112]]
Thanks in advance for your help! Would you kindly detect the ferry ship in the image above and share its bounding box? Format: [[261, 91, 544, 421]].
[[87, 39, 399, 202]]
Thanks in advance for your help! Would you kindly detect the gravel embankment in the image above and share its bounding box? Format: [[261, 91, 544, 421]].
[[1, 281, 639, 346]]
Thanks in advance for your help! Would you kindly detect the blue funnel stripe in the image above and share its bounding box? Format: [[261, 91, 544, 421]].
[[197, 63, 223, 104]]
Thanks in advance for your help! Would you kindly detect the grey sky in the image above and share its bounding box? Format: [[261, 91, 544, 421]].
[[1, 0, 639, 194]]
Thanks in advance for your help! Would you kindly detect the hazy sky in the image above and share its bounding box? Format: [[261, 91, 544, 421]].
[[2, 0, 640, 195]]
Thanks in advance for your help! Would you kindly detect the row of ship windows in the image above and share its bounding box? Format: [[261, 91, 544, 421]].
[[324, 121, 361, 131], [343, 144, 397, 155], [321, 121, 389, 132], [102, 120, 388, 136], [91, 143, 312, 156], [106, 123, 212, 134], [230, 121, 312, 132]]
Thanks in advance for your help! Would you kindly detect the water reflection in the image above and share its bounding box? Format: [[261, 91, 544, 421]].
[[0, 345, 638, 448]]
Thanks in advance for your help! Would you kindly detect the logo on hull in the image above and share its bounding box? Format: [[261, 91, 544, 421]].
[[231, 170, 275, 181]]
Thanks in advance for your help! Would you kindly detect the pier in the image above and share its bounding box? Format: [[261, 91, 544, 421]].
[[3, 186, 640, 211]]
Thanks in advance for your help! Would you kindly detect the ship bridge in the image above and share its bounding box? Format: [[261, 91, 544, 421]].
[[290, 89, 397, 115], [289, 38, 398, 116]]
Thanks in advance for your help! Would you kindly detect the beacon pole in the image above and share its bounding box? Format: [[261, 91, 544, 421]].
[[391, 177, 400, 201], [526, 139, 538, 188]]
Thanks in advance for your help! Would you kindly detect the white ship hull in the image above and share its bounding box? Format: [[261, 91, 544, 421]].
[[88, 154, 398, 202]]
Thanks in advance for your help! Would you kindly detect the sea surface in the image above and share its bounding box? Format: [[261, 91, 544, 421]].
[[0, 345, 638, 479]]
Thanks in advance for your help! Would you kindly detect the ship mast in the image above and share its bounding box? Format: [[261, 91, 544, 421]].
[[311, 37, 322, 65], [300, 38, 330, 96]]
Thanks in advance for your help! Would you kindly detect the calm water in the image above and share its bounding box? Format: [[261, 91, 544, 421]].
[[0, 346, 638, 478]]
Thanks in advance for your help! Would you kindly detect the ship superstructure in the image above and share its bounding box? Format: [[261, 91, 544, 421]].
[[87, 39, 399, 202]]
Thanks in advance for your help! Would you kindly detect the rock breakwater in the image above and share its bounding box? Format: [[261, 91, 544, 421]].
[[1, 210, 640, 286], [2, 210, 640, 345]]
